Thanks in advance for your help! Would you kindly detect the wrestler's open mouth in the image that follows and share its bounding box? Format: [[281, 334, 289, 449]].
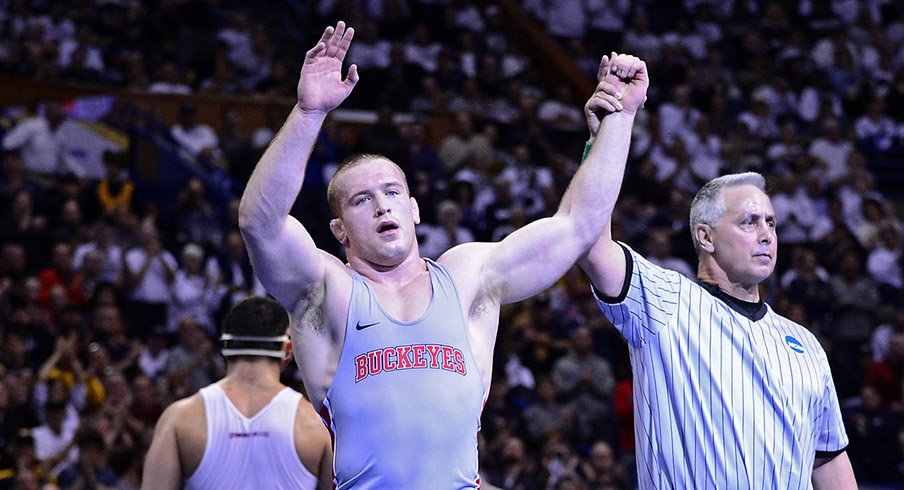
[[377, 222, 399, 233]]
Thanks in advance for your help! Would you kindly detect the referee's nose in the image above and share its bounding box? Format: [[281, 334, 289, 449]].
[[758, 224, 775, 244]]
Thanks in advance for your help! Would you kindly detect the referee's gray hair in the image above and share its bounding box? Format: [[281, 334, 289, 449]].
[[689, 172, 766, 254]]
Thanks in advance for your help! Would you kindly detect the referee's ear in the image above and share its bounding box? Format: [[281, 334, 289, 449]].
[[695, 224, 715, 254]]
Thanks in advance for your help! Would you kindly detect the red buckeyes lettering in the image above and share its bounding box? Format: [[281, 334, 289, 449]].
[[354, 344, 467, 381]]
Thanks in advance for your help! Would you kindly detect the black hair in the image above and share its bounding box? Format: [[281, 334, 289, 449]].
[[220, 296, 289, 359]]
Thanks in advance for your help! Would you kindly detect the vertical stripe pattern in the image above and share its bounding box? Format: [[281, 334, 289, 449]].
[[595, 244, 849, 489]]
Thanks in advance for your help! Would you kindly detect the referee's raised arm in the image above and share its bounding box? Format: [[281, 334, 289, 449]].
[[576, 52, 857, 488], [577, 53, 647, 299]]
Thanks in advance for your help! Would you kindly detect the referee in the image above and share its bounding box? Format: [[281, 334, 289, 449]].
[[578, 56, 857, 488]]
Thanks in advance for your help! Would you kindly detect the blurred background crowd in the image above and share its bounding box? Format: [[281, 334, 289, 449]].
[[1, 0, 904, 488]]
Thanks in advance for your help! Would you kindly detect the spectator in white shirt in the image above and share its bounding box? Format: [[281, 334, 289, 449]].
[[837, 160, 882, 236], [168, 243, 221, 335], [658, 84, 700, 143], [681, 116, 722, 184], [57, 24, 104, 72], [622, 13, 661, 64], [807, 117, 853, 187], [234, 23, 274, 91], [751, 76, 799, 122], [170, 102, 222, 163], [542, 0, 586, 43], [123, 222, 176, 339], [438, 111, 492, 173], [855, 196, 903, 251], [855, 98, 897, 147], [780, 246, 831, 291], [585, 0, 630, 53], [871, 311, 904, 364], [663, 16, 707, 60], [32, 3, 75, 44], [347, 20, 392, 71], [769, 173, 817, 244], [72, 219, 122, 285], [452, 0, 485, 32], [404, 23, 441, 73], [867, 224, 904, 306], [694, 3, 723, 43], [32, 399, 79, 477], [31, 336, 84, 477], [737, 94, 780, 141], [498, 143, 554, 218], [1, 101, 69, 176], [215, 11, 252, 71], [646, 135, 680, 187], [537, 84, 585, 131], [766, 121, 806, 168], [138, 329, 171, 384]]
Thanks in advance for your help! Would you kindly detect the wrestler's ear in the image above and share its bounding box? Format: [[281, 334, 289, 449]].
[[695, 223, 715, 254], [280, 327, 294, 367], [282, 339, 294, 367], [330, 218, 349, 246], [410, 197, 421, 225]]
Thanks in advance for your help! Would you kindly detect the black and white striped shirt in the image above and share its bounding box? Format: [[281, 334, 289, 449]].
[[595, 243, 848, 489]]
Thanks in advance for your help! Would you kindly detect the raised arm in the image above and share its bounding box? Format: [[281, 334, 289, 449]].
[[460, 54, 646, 304], [578, 54, 642, 297], [238, 21, 358, 307]]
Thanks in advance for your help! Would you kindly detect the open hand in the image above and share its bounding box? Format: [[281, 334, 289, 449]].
[[297, 21, 359, 114]]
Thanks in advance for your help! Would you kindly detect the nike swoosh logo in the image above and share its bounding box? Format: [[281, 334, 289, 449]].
[[355, 321, 380, 331]]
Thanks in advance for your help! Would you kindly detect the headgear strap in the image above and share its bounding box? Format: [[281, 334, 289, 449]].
[[219, 334, 290, 359]]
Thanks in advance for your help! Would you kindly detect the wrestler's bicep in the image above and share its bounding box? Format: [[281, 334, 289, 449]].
[[242, 216, 329, 307]]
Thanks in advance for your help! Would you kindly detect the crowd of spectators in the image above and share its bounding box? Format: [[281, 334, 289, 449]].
[[1, 0, 904, 488]]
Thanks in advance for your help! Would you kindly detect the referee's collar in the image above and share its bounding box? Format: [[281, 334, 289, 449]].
[[697, 281, 767, 321]]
